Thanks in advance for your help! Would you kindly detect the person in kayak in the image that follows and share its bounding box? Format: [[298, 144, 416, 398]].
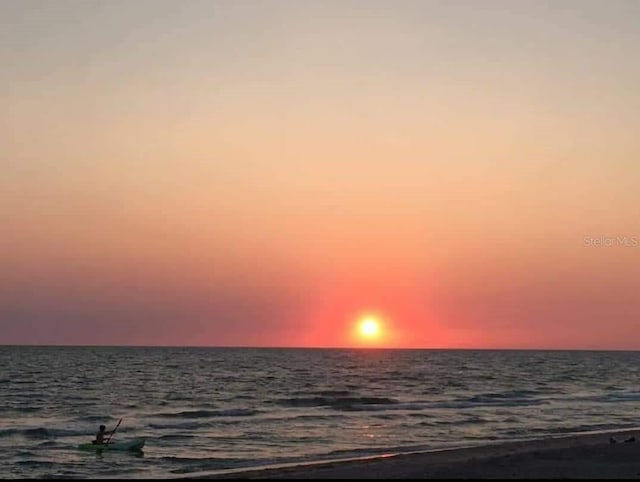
[[92, 425, 115, 445]]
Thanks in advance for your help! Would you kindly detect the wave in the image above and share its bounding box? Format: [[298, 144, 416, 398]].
[[308, 390, 353, 397], [471, 389, 540, 399], [429, 400, 545, 409], [324, 443, 433, 458], [428, 390, 547, 409], [16, 460, 56, 467], [601, 392, 640, 403], [13, 406, 43, 413], [534, 391, 640, 405], [162, 455, 244, 463], [0, 428, 18, 438], [274, 396, 399, 410], [162, 456, 261, 474], [0, 427, 87, 439], [36, 440, 59, 447], [407, 412, 435, 418], [500, 422, 640, 438], [154, 408, 259, 419], [291, 414, 348, 421], [75, 414, 115, 423], [445, 415, 490, 425], [345, 402, 425, 412], [158, 434, 197, 440], [149, 421, 203, 431], [275, 392, 544, 411]]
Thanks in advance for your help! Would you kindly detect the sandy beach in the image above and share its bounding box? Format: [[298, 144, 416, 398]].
[[196, 429, 640, 479]]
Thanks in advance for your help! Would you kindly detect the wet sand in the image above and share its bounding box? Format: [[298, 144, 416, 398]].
[[195, 428, 640, 479]]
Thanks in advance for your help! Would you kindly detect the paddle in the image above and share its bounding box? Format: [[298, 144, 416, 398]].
[[105, 418, 123, 445]]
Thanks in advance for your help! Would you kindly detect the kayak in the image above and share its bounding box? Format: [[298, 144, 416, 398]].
[[77, 438, 145, 452]]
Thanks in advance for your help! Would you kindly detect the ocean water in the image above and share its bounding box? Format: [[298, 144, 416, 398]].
[[1, 346, 639, 479]]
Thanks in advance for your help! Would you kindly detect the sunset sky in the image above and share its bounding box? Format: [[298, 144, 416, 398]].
[[2, 0, 639, 348]]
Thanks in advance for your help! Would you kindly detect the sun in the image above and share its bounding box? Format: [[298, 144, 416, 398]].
[[358, 316, 381, 339]]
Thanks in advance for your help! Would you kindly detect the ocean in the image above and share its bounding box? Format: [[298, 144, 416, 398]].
[[1, 346, 639, 478]]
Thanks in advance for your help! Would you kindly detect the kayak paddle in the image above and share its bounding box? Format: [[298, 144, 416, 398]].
[[105, 418, 123, 445]]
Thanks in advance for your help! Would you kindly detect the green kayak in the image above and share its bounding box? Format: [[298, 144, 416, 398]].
[[77, 438, 145, 452]]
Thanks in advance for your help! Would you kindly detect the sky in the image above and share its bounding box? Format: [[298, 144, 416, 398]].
[[1, 0, 639, 348]]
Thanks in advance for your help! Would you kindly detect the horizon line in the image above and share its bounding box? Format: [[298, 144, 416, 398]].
[[1, 343, 639, 352]]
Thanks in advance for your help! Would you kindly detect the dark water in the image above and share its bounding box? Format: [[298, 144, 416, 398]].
[[1, 346, 640, 478]]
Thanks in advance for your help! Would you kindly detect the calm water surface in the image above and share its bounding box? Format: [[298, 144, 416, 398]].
[[1, 347, 639, 478]]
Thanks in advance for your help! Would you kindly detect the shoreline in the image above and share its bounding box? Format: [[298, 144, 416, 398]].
[[183, 427, 640, 479]]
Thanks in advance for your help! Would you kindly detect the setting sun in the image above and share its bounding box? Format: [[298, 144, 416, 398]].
[[347, 312, 391, 347], [358, 317, 381, 339]]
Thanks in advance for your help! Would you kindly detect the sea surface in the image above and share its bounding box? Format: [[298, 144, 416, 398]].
[[1, 346, 640, 479]]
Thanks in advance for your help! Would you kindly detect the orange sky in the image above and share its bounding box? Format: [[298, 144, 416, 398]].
[[2, 0, 639, 348]]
